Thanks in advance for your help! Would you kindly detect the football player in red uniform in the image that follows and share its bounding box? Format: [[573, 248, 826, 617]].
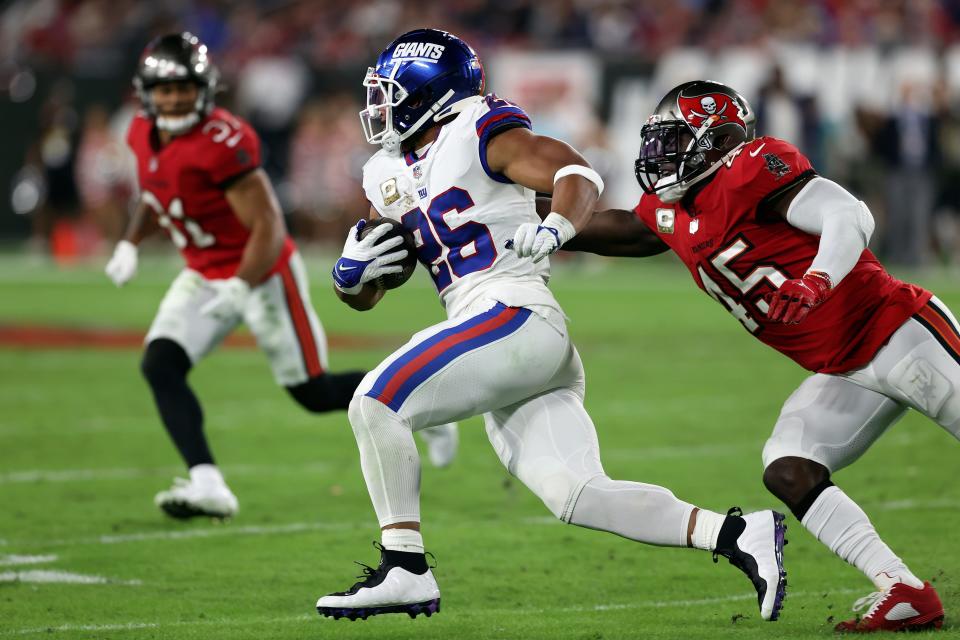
[[524, 81, 951, 632], [105, 33, 457, 520]]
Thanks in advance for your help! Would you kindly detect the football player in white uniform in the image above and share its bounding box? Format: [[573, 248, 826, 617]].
[[106, 33, 458, 521], [316, 29, 788, 623]]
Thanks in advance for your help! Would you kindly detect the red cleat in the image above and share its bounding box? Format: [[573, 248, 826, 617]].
[[835, 581, 944, 633]]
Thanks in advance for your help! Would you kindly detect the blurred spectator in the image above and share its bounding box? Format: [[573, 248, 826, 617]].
[[872, 82, 940, 267], [30, 80, 81, 252], [75, 103, 134, 242], [286, 96, 368, 240], [7, 0, 960, 264]]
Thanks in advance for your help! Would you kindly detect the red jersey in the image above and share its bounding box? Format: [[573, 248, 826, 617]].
[[634, 136, 931, 373], [127, 107, 294, 280]]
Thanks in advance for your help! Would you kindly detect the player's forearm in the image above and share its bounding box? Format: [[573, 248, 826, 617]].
[[122, 201, 158, 245], [334, 283, 384, 311], [536, 200, 669, 257], [233, 217, 285, 285], [786, 177, 875, 286], [549, 172, 601, 233]]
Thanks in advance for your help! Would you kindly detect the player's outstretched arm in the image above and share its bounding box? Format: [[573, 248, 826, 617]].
[[105, 198, 159, 287], [534, 197, 669, 257], [224, 168, 287, 286], [488, 128, 603, 262]]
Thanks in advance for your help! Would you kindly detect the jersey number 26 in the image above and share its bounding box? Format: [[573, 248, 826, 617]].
[[402, 187, 496, 291]]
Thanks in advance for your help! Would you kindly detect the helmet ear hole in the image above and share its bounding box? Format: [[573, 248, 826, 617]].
[[714, 133, 733, 151]]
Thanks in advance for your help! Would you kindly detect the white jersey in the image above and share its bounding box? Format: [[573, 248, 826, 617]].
[[362, 94, 561, 319]]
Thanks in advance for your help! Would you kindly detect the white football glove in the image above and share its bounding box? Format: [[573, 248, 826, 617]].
[[105, 240, 138, 287], [200, 277, 251, 320], [511, 212, 577, 263], [332, 220, 408, 295]]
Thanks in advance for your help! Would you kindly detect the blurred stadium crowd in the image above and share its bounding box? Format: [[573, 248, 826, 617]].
[[5, 0, 960, 266]]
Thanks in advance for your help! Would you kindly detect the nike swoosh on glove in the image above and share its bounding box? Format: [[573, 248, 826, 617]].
[[200, 277, 251, 320], [765, 271, 832, 324], [332, 219, 408, 295]]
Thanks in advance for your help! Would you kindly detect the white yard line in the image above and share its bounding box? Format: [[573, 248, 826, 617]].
[[0, 570, 141, 585], [0, 554, 57, 566], [8, 622, 159, 636], [21, 521, 354, 548], [875, 497, 960, 511], [11, 491, 959, 550], [2, 588, 867, 636], [0, 461, 330, 485]]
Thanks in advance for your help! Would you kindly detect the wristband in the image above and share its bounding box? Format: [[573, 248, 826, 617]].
[[542, 211, 577, 246]]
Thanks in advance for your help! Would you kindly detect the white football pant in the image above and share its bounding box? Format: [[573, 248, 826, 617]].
[[350, 299, 695, 547], [145, 251, 329, 386], [763, 296, 960, 472]]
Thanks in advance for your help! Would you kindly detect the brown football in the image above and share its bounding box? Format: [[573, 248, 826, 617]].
[[358, 218, 419, 290]]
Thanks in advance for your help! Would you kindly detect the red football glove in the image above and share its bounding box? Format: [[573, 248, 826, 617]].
[[765, 271, 833, 325]]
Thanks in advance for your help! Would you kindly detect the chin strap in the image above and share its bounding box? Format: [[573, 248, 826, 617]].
[[380, 90, 472, 156], [156, 112, 201, 136], [658, 141, 747, 204]]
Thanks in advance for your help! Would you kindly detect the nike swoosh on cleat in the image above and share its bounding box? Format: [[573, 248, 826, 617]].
[[749, 143, 766, 157], [885, 603, 921, 621]]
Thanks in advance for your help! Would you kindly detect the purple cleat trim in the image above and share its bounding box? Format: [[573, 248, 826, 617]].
[[317, 598, 441, 621], [769, 511, 788, 622]]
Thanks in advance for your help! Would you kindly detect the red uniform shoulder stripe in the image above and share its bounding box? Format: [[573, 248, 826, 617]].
[[915, 303, 960, 365]]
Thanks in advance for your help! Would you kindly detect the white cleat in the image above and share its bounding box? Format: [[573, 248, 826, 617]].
[[154, 477, 238, 520], [417, 423, 458, 468], [713, 507, 787, 621], [317, 548, 441, 621]]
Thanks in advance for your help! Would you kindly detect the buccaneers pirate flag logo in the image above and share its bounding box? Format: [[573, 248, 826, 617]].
[[677, 92, 748, 132]]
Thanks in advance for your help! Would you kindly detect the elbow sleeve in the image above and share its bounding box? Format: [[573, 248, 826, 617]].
[[785, 177, 875, 285]]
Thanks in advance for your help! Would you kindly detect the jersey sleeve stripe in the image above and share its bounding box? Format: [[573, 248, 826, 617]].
[[475, 107, 530, 138], [365, 303, 531, 411], [279, 264, 324, 378], [477, 111, 532, 184], [915, 303, 960, 367]]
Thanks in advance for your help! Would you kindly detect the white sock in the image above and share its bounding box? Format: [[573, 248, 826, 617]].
[[189, 463, 225, 488], [801, 486, 924, 590], [382, 528, 424, 553], [690, 509, 727, 551]]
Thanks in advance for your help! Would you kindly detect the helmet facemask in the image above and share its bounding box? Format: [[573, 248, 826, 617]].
[[140, 83, 208, 135], [636, 116, 719, 203], [359, 67, 409, 155], [359, 66, 459, 156]]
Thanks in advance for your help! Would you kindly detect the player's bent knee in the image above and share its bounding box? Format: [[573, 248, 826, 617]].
[[763, 456, 831, 517], [140, 338, 191, 388], [347, 394, 409, 440], [530, 468, 600, 522]]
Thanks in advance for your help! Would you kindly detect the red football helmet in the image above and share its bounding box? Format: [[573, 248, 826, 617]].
[[635, 80, 755, 203]]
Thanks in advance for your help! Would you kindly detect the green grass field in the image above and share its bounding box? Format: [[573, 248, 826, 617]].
[[1, 252, 958, 639]]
